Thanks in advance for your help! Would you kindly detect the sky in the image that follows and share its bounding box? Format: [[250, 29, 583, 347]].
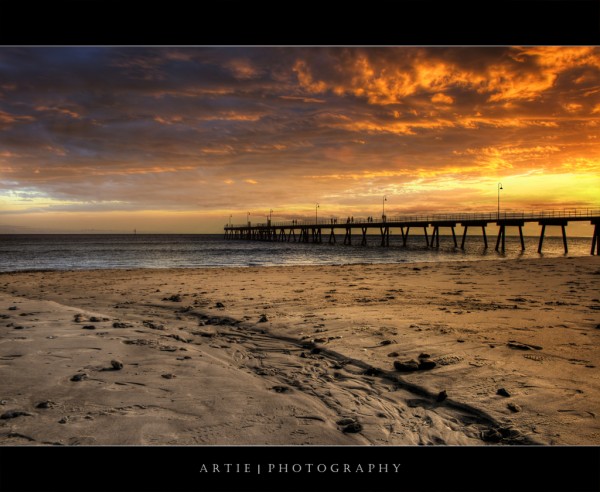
[[0, 46, 599, 234]]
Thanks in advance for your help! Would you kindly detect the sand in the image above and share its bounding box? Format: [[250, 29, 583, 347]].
[[0, 256, 599, 445]]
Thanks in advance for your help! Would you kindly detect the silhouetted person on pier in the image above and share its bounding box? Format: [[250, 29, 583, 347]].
[[347, 217, 350, 224], [351, 216, 354, 223]]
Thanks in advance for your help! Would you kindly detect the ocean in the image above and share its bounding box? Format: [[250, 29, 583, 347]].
[[0, 234, 595, 272]]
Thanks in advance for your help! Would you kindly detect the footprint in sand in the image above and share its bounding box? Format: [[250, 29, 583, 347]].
[[70, 373, 88, 382], [1, 410, 33, 419]]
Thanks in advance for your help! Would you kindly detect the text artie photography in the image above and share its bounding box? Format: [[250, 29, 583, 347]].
[[198, 462, 401, 474]]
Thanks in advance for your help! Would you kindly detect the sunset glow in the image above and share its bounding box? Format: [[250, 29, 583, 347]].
[[0, 47, 599, 233]]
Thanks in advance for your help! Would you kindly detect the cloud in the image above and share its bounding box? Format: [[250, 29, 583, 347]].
[[35, 105, 80, 118], [431, 93, 454, 105], [0, 109, 34, 129], [0, 47, 597, 232], [226, 58, 260, 79], [291, 46, 600, 106], [279, 95, 326, 103]]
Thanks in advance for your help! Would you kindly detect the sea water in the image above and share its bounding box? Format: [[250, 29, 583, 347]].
[[0, 234, 595, 272]]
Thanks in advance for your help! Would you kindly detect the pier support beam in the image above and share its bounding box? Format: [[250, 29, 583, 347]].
[[538, 225, 545, 253], [495, 220, 525, 253], [495, 226, 505, 252], [519, 226, 525, 251], [461, 226, 468, 249], [591, 221, 600, 255], [399, 222, 430, 248], [538, 220, 568, 254], [380, 226, 389, 247], [459, 223, 490, 250], [343, 227, 352, 245], [311, 228, 322, 244], [299, 228, 309, 243], [329, 228, 336, 244], [401, 227, 408, 246], [361, 227, 368, 246], [430, 226, 440, 248], [429, 222, 457, 248]]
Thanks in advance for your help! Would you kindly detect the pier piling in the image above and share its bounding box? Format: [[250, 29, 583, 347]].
[[538, 220, 568, 254], [591, 221, 600, 255]]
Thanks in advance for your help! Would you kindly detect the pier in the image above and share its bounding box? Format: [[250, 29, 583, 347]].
[[225, 209, 600, 255]]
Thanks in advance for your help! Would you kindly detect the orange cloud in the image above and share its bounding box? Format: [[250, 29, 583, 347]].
[[0, 110, 34, 128], [431, 93, 454, 105], [563, 103, 583, 113], [293, 60, 328, 93], [516, 46, 600, 70], [293, 47, 600, 106], [88, 166, 196, 176], [455, 145, 562, 158], [326, 113, 568, 137], [226, 58, 259, 79], [280, 95, 326, 103], [35, 106, 80, 118], [153, 115, 183, 125], [201, 146, 235, 155], [0, 151, 25, 158]]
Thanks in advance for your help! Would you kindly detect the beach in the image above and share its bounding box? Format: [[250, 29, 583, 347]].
[[0, 256, 599, 445]]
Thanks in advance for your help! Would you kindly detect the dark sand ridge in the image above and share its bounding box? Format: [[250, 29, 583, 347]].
[[0, 256, 599, 445]]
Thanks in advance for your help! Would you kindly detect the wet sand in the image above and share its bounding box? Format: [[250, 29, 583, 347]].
[[0, 256, 599, 445]]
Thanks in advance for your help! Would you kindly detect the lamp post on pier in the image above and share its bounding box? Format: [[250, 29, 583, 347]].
[[229, 215, 232, 227], [382, 195, 387, 222], [497, 183, 503, 220], [247, 211, 250, 226], [315, 203, 319, 224]]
